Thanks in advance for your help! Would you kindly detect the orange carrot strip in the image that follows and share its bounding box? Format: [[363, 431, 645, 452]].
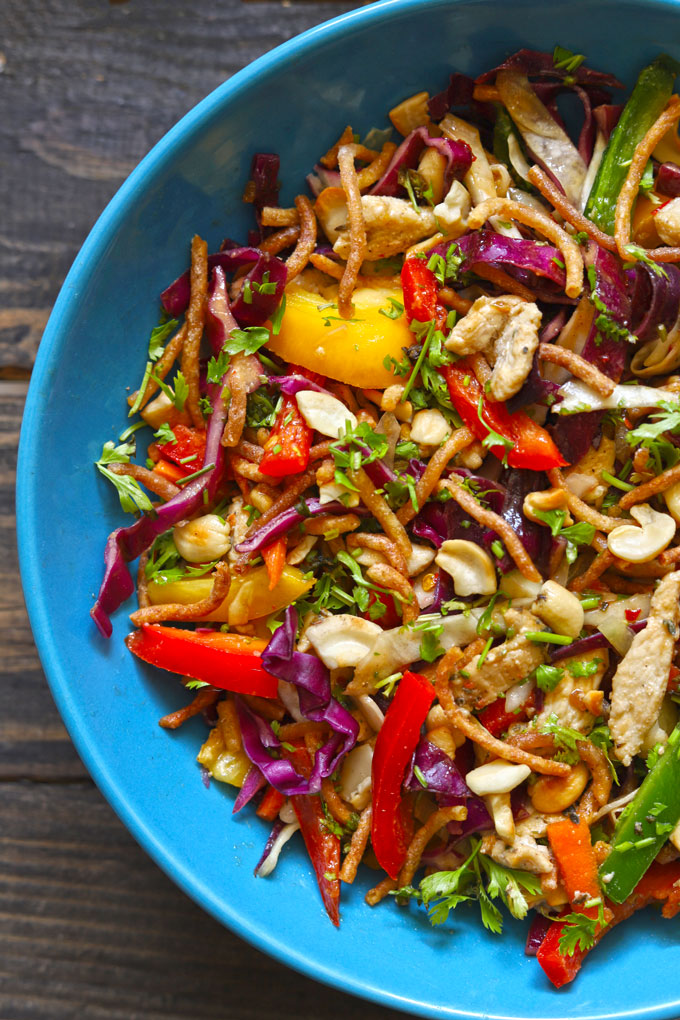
[[262, 536, 287, 591], [547, 817, 600, 907]]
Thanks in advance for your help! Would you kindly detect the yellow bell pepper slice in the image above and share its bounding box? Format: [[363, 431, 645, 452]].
[[197, 700, 251, 787], [147, 564, 314, 625], [266, 280, 414, 389]]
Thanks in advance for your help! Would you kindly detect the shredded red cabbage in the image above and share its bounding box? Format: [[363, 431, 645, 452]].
[[161, 246, 286, 325], [405, 739, 470, 796], [551, 245, 630, 464], [253, 818, 285, 876], [232, 765, 267, 814], [230, 252, 287, 327], [250, 152, 280, 231], [433, 230, 567, 289], [235, 608, 358, 795], [234, 498, 360, 557], [475, 49, 623, 90], [276, 375, 335, 398], [370, 127, 473, 198], [90, 276, 238, 637], [656, 162, 680, 197], [427, 72, 475, 121], [629, 262, 680, 342], [525, 913, 553, 956]]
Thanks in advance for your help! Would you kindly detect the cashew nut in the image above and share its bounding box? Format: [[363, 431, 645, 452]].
[[410, 408, 451, 446], [607, 503, 675, 563], [306, 614, 382, 669], [319, 480, 360, 508], [173, 514, 231, 563], [485, 792, 515, 842], [664, 479, 680, 524], [523, 488, 572, 526], [529, 762, 589, 814], [338, 743, 373, 810], [499, 569, 543, 601], [435, 539, 497, 597], [532, 580, 584, 638], [465, 759, 531, 796], [295, 390, 357, 439]]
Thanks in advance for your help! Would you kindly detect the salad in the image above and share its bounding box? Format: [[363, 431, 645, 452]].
[[92, 46, 680, 988]]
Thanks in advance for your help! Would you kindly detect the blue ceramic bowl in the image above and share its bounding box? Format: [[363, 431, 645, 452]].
[[17, 1, 680, 1016]]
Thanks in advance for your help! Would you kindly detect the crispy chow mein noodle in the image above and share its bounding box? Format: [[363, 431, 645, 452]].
[[91, 50, 680, 988], [337, 144, 368, 318], [537, 343, 617, 397], [181, 234, 209, 429], [527, 164, 618, 253]]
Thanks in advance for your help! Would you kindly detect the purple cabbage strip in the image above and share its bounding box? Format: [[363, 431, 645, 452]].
[[234, 498, 356, 557], [232, 765, 267, 814], [593, 104, 623, 142], [276, 375, 335, 398], [432, 230, 567, 289], [549, 631, 611, 663], [405, 739, 469, 796], [305, 165, 341, 197], [428, 72, 475, 121], [494, 469, 551, 577], [656, 162, 680, 197], [629, 262, 680, 343], [237, 699, 317, 795], [254, 819, 284, 876], [549, 619, 647, 663], [90, 272, 237, 637], [506, 352, 560, 415], [230, 252, 287, 328], [236, 608, 358, 796], [427, 569, 456, 612], [371, 126, 472, 198], [411, 473, 505, 549], [476, 49, 623, 90], [161, 246, 273, 318], [551, 245, 630, 464], [525, 914, 553, 956], [405, 739, 493, 841], [250, 152, 280, 229]]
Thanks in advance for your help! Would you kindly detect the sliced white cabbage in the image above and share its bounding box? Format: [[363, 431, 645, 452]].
[[556, 379, 671, 415]]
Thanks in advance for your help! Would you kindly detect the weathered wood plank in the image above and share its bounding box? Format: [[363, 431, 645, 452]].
[[0, 0, 355, 372], [0, 782, 399, 1020], [0, 382, 87, 777]]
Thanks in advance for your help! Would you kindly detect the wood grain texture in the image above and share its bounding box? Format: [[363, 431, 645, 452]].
[[0, 783, 396, 1020], [3, 1, 403, 1016], [0, 0, 356, 374]]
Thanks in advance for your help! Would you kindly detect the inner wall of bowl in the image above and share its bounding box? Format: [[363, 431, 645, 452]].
[[20, 1, 680, 1018]]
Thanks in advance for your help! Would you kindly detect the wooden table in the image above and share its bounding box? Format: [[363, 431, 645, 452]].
[[1, 3, 399, 1015]]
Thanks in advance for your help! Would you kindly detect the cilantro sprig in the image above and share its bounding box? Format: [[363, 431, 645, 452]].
[[393, 839, 541, 932], [95, 440, 154, 515]]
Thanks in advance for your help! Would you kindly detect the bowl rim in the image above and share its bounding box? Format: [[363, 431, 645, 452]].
[[16, 0, 680, 1016]]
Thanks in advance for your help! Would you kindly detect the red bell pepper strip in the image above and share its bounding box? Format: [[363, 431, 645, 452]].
[[443, 361, 567, 470], [537, 861, 680, 988], [157, 424, 207, 469], [125, 624, 279, 698], [371, 670, 436, 880], [477, 691, 536, 738], [259, 394, 313, 477], [401, 258, 448, 328], [256, 785, 287, 822], [291, 792, 341, 926], [360, 591, 402, 630]]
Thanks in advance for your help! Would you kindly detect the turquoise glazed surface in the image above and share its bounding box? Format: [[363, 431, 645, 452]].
[[17, 1, 680, 1016]]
